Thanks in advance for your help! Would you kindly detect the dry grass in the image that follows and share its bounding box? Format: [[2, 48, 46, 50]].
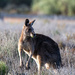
[[0, 18, 75, 75]]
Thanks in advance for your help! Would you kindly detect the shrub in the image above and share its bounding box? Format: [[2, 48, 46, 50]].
[[32, 0, 75, 16], [0, 61, 8, 75]]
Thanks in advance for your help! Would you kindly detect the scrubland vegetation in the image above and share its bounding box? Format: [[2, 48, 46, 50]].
[[0, 0, 75, 16], [0, 17, 75, 75], [32, 0, 75, 16]]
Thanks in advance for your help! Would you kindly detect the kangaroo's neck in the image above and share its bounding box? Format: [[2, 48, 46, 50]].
[[25, 36, 33, 41]]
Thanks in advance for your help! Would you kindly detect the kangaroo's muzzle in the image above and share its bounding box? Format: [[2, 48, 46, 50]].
[[30, 33, 36, 38]]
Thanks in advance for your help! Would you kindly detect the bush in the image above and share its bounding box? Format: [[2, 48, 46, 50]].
[[0, 0, 32, 8], [0, 61, 8, 75], [0, 0, 7, 8], [32, 0, 75, 16]]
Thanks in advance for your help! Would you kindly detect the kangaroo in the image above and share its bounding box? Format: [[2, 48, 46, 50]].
[[18, 19, 62, 75]]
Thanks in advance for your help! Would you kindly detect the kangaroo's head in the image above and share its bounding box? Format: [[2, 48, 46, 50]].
[[23, 19, 36, 38]]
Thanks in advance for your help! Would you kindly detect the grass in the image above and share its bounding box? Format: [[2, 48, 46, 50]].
[[0, 18, 75, 75], [0, 61, 8, 75]]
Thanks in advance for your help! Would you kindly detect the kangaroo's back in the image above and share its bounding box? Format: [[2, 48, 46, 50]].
[[32, 34, 62, 68]]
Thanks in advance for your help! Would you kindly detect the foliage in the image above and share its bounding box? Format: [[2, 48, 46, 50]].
[[32, 0, 75, 16], [8, 0, 32, 6], [0, 61, 8, 75], [0, 0, 32, 8], [0, 0, 75, 15], [0, 0, 7, 8]]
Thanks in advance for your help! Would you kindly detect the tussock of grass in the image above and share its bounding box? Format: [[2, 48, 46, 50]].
[[0, 61, 8, 75]]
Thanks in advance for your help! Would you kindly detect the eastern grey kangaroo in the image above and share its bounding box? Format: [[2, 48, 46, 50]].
[[18, 19, 62, 75]]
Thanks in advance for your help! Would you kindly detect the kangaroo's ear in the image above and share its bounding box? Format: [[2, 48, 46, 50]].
[[30, 20, 35, 26], [25, 19, 29, 26]]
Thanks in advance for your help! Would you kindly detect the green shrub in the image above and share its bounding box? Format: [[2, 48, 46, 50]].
[[32, 0, 75, 16], [0, 61, 8, 75]]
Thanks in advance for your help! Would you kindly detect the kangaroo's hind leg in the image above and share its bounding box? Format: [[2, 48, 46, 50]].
[[45, 63, 50, 69], [36, 55, 41, 75]]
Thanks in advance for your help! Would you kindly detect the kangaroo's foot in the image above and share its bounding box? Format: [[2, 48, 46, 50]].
[[25, 61, 30, 70], [19, 61, 24, 68]]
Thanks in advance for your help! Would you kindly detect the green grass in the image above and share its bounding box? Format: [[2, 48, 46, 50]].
[[0, 61, 8, 75]]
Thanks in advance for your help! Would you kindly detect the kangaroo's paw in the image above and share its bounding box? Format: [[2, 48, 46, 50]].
[[25, 62, 30, 70], [19, 62, 24, 68], [25, 65, 30, 70]]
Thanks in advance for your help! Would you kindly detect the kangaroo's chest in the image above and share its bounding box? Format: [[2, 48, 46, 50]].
[[22, 41, 30, 50]]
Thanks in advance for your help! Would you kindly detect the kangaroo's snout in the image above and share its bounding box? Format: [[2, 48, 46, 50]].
[[30, 32, 36, 38]]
